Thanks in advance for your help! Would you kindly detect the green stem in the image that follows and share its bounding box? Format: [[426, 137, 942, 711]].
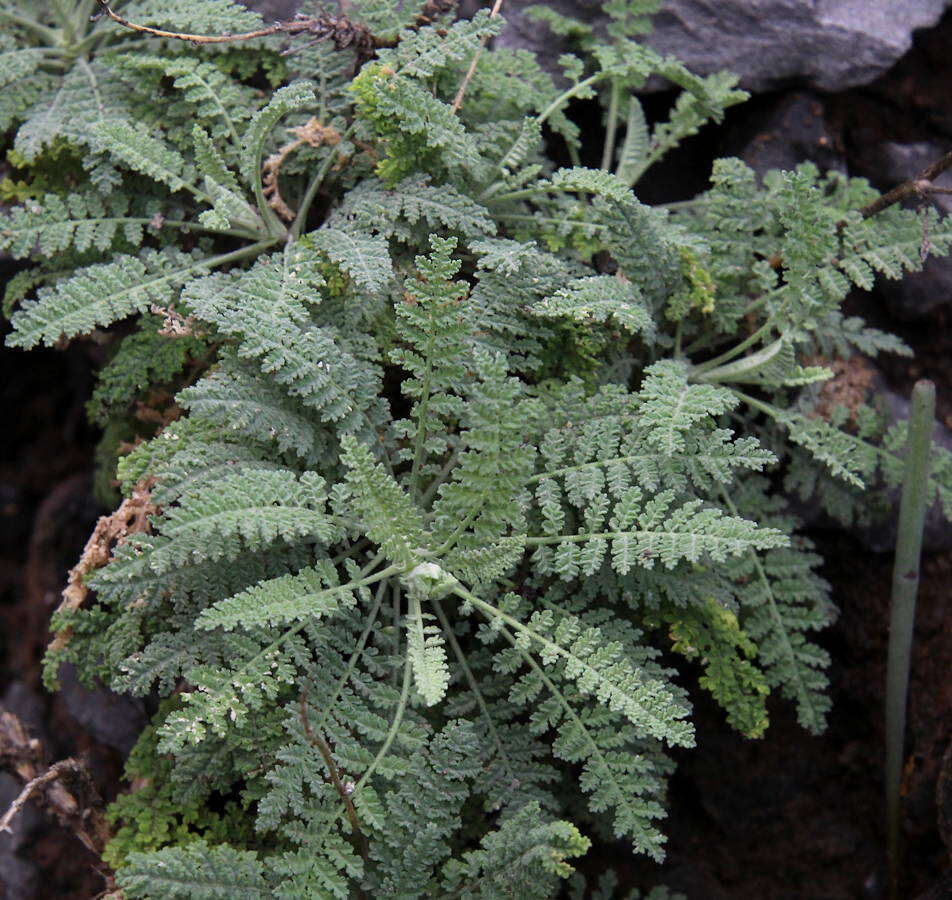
[[48, 0, 77, 44], [484, 184, 555, 205], [354, 650, 413, 794], [682, 287, 785, 359], [420, 442, 460, 507], [689, 321, 773, 375], [885, 380, 935, 899], [673, 318, 685, 358], [537, 73, 604, 126], [310, 579, 389, 735], [494, 213, 609, 230], [480, 615, 625, 822], [0, 11, 58, 41], [408, 330, 439, 499], [719, 489, 816, 723], [392, 585, 402, 688], [600, 81, 621, 172], [481, 72, 606, 201], [289, 121, 356, 239], [659, 198, 705, 212], [432, 597, 518, 779]]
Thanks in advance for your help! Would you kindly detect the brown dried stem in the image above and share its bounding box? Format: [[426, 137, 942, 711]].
[[47, 477, 157, 657], [0, 712, 109, 856], [450, 0, 503, 114], [263, 119, 341, 222], [858, 148, 952, 220], [299, 693, 370, 863], [93, 0, 383, 54]]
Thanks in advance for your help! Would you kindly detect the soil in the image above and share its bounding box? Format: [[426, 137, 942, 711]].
[[1, 12, 951, 900]]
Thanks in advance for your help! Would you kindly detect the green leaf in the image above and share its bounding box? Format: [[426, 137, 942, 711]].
[[7, 249, 213, 349], [314, 226, 394, 294]]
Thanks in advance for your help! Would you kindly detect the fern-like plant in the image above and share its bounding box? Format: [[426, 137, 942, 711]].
[[5, 0, 952, 895]]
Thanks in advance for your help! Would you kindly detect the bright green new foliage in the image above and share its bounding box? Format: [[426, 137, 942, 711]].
[[5, 0, 952, 895]]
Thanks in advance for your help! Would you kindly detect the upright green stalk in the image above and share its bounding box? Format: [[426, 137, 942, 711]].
[[885, 379, 936, 897], [600, 81, 621, 172]]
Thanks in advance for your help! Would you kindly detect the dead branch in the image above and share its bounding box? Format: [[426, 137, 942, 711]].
[[0, 711, 109, 856], [93, 1, 384, 58], [263, 119, 342, 222], [47, 478, 157, 657], [451, 0, 503, 114], [299, 692, 369, 862], [857, 148, 952, 220]]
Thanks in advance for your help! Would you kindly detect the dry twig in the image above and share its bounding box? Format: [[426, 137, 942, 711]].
[[93, 0, 383, 57], [450, 0, 503, 113], [0, 711, 109, 856], [263, 119, 342, 222], [858, 148, 952, 220], [47, 478, 157, 656], [299, 691, 369, 862]]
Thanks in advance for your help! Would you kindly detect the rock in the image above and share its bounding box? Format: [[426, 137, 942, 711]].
[[719, 91, 846, 178], [1, 682, 48, 742], [57, 664, 147, 757], [0, 773, 39, 900], [238, 0, 300, 20], [848, 141, 952, 319], [496, 0, 951, 93], [877, 257, 952, 320]]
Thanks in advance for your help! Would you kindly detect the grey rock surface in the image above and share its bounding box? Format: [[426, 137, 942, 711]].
[[722, 91, 846, 177], [239, 0, 301, 20], [497, 0, 951, 92], [856, 141, 952, 319], [0, 773, 39, 900], [58, 664, 147, 757]]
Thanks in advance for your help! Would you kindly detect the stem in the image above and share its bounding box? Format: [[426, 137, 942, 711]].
[[673, 318, 685, 358], [689, 320, 773, 375], [659, 198, 705, 212], [392, 585, 402, 688], [312, 579, 389, 736], [299, 692, 369, 861], [857, 150, 952, 221], [719, 489, 816, 722], [600, 80, 620, 172], [354, 650, 412, 793], [481, 70, 607, 201], [290, 121, 355, 239], [93, 1, 386, 48], [419, 443, 460, 507], [537, 73, 604, 126], [432, 597, 513, 772], [450, 0, 503, 114], [494, 213, 609, 230], [48, 0, 78, 44], [885, 380, 935, 899], [475, 613, 625, 826], [732, 389, 910, 473], [408, 327, 439, 498], [0, 11, 59, 41]]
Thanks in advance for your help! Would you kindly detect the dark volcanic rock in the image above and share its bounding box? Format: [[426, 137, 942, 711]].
[[57, 664, 147, 757], [855, 142, 952, 319], [497, 0, 951, 93], [0, 773, 39, 900], [239, 0, 300, 19], [720, 91, 846, 177]]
